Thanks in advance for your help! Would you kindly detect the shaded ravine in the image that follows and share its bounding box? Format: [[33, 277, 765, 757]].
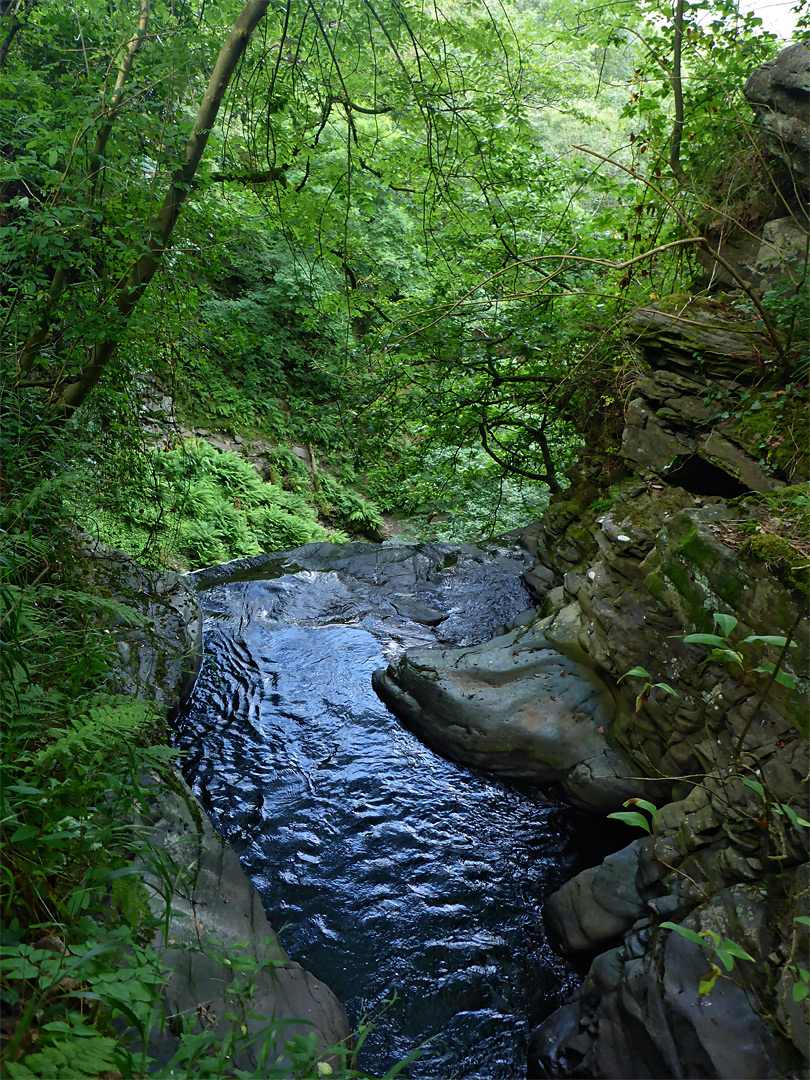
[[174, 542, 602, 1078]]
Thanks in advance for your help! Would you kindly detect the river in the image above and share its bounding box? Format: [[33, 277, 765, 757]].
[[175, 541, 600, 1078]]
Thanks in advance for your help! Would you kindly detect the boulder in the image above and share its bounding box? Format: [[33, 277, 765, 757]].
[[82, 540, 202, 713], [697, 217, 810, 296], [373, 610, 653, 811], [544, 838, 661, 956], [531, 920, 792, 1080], [744, 44, 810, 192], [139, 775, 350, 1072]]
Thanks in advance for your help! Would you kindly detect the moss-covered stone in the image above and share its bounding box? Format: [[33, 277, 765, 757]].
[[742, 533, 810, 596], [723, 392, 809, 482]]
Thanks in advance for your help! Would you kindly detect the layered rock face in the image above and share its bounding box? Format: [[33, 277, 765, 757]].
[[743, 44, 810, 195]]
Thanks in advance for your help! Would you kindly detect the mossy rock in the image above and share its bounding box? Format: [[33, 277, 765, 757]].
[[722, 391, 809, 483], [654, 506, 809, 735], [732, 484, 810, 597], [628, 296, 779, 376]]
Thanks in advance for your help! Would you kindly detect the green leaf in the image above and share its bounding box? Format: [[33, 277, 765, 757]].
[[660, 922, 705, 947], [792, 981, 809, 1003], [10, 824, 40, 843], [625, 798, 658, 818], [712, 613, 738, 637], [682, 633, 726, 646], [742, 635, 794, 647], [754, 662, 797, 689], [606, 811, 651, 833], [794, 916, 810, 928], [715, 948, 736, 972], [699, 963, 721, 997], [741, 778, 765, 797], [652, 682, 679, 697], [618, 666, 651, 682], [717, 939, 754, 965], [708, 648, 743, 667], [780, 804, 810, 829]]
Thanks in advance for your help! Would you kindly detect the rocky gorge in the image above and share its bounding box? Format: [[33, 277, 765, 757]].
[[108, 43, 808, 1080]]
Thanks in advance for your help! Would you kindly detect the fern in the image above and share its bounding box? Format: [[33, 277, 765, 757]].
[[210, 452, 265, 504], [49, 590, 152, 628], [172, 478, 219, 520], [181, 522, 228, 566], [33, 698, 161, 766], [5, 1036, 119, 1078]]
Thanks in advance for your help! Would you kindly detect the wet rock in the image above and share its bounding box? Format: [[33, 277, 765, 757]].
[[139, 775, 350, 1072], [390, 594, 448, 625], [544, 839, 660, 955], [82, 540, 201, 713], [373, 613, 651, 811], [532, 884, 804, 1080], [537, 751, 809, 1072]]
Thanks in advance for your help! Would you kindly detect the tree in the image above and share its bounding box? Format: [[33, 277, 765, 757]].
[[4, 0, 274, 415]]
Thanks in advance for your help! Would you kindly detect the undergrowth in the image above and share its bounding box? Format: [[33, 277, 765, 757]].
[[67, 438, 389, 571], [731, 484, 810, 597]]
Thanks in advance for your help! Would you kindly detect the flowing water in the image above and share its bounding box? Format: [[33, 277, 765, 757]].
[[175, 541, 590, 1078]]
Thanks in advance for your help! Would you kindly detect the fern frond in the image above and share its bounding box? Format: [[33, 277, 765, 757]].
[[33, 699, 162, 766]]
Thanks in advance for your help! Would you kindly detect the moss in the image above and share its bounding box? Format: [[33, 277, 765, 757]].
[[741, 533, 809, 597], [659, 555, 715, 628], [644, 567, 667, 603], [618, 489, 690, 530], [673, 522, 714, 565], [724, 393, 809, 480], [731, 483, 810, 597]]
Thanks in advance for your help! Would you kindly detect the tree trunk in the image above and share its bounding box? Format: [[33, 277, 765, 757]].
[[669, 0, 686, 185], [56, 0, 272, 415]]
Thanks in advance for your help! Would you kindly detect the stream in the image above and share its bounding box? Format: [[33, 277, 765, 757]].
[[175, 541, 598, 1078]]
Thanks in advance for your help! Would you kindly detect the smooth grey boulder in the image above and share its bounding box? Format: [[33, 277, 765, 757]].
[[140, 775, 350, 1073], [544, 838, 660, 955], [373, 609, 650, 811]]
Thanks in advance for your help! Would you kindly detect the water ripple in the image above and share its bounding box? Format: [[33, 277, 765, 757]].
[[175, 542, 587, 1078]]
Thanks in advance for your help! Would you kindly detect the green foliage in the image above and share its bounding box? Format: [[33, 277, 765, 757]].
[[739, 778, 810, 831], [70, 438, 350, 569], [681, 611, 799, 692], [608, 797, 660, 834], [617, 665, 679, 713], [731, 484, 810, 597], [660, 922, 755, 997]]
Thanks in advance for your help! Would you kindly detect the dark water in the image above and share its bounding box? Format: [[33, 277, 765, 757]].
[[175, 542, 586, 1078]]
